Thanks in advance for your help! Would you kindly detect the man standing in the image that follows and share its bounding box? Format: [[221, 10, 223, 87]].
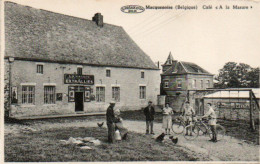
[[202, 103, 217, 142], [106, 101, 116, 143], [144, 101, 155, 134], [182, 101, 195, 136]]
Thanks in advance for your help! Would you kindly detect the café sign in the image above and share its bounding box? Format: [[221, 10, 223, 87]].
[[64, 74, 94, 85]]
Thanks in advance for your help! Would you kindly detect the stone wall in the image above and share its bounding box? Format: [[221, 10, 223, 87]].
[[4, 60, 10, 114], [5, 59, 160, 118]]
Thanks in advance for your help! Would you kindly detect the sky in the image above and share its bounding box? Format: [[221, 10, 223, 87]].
[[4, 0, 260, 74]]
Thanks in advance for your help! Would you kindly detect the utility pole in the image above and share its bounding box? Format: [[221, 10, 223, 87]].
[[8, 57, 15, 117], [249, 90, 256, 131]]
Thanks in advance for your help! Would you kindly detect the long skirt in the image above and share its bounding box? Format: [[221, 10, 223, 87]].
[[162, 115, 172, 129]]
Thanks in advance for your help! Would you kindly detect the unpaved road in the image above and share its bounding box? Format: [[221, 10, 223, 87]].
[[5, 118, 259, 161], [122, 120, 259, 161]]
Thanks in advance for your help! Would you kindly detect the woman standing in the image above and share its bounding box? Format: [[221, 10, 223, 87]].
[[162, 103, 173, 135]]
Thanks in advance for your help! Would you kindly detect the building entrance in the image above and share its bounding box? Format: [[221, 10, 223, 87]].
[[75, 92, 84, 112]]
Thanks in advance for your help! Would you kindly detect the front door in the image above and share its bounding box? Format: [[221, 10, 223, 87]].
[[75, 92, 84, 112]]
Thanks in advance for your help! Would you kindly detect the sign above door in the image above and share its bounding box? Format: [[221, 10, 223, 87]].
[[64, 74, 94, 85]]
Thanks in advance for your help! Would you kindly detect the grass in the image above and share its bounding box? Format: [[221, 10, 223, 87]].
[[121, 110, 259, 145], [5, 126, 207, 162]]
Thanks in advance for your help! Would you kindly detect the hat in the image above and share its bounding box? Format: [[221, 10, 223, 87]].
[[110, 101, 116, 104]]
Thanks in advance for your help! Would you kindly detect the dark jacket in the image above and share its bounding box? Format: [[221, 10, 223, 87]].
[[144, 106, 155, 121], [106, 106, 115, 124]]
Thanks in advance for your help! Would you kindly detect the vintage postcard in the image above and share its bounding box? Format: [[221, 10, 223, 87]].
[[1, 0, 259, 162]]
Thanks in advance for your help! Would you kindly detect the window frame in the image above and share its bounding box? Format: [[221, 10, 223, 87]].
[[206, 80, 210, 88], [193, 79, 197, 88], [96, 86, 105, 102], [201, 80, 204, 89], [77, 67, 83, 75], [139, 86, 146, 99], [177, 79, 182, 88], [21, 85, 35, 105], [141, 71, 145, 78], [36, 64, 44, 74], [112, 86, 120, 102], [106, 69, 111, 77], [164, 81, 169, 88], [44, 86, 56, 104]]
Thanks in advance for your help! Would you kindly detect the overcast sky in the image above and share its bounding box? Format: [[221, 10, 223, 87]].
[[5, 0, 260, 74]]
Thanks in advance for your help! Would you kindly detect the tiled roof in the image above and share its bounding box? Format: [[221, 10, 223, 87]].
[[5, 2, 158, 70], [161, 61, 213, 75]]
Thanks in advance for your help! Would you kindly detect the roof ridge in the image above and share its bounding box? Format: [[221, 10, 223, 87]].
[[4, 1, 122, 28]]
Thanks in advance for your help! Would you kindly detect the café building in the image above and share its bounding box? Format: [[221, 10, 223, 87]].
[[4, 2, 160, 118]]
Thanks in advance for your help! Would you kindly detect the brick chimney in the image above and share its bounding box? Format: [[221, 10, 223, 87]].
[[92, 13, 103, 27]]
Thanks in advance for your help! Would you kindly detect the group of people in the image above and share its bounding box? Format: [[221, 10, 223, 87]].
[[106, 100, 218, 143]]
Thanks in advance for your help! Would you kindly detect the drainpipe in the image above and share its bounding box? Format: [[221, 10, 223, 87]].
[[8, 57, 14, 117]]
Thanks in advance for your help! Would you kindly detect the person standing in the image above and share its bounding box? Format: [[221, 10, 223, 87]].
[[106, 101, 116, 143], [182, 101, 195, 135], [162, 103, 173, 135], [202, 103, 217, 142], [144, 101, 155, 135]]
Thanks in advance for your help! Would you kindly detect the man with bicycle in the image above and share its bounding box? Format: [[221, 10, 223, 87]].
[[201, 103, 217, 142], [182, 101, 195, 135]]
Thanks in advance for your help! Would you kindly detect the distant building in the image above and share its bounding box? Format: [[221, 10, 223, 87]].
[[160, 52, 214, 111], [4, 2, 160, 118]]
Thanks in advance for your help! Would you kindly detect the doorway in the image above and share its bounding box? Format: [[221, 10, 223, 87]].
[[75, 92, 84, 112]]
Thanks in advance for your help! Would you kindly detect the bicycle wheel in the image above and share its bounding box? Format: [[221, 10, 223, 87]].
[[183, 124, 199, 140], [216, 124, 225, 140], [197, 124, 208, 136], [172, 121, 185, 134]]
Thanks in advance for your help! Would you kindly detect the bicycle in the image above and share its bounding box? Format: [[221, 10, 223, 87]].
[[171, 115, 186, 134], [183, 117, 226, 141]]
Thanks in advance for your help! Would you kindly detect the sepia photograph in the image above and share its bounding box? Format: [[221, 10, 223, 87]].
[[1, 0, 259, 162]]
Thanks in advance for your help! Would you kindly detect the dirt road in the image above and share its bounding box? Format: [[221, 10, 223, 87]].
[[122, 120, 259, 161], [5, 118, 259, 161]]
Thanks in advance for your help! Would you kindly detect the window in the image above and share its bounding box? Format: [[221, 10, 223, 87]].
[[177, 80, 182, 88], [44, 86, 56, 104], [139, 86, 146, 99], [201, 80, 204, 89], [141, 71, 145, 78], [37, 64, 43, 74], [193, 79, 197, 88], [77, 67, 82, 75], [206, 80, 210, 88], [22, 86, 35, 104], [106, 69, 111, 77], [96, 87, 105, 102], [164, 81, 169, 88], [112, 87, 120, 102]]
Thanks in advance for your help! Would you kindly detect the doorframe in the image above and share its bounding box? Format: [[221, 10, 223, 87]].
[[74, 91, 84, 112]]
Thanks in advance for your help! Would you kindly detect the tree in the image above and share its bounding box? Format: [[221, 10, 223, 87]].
[[214, 62, 259, 88]]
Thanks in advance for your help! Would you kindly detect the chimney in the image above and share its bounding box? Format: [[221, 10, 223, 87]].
[[92, 13, 103, 27]]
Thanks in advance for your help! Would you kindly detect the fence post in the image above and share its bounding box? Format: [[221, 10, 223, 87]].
[[249, 90, 256, 131]]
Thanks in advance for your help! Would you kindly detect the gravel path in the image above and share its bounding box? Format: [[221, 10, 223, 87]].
[[5, 118, 259, 161], [122, 120, 259, 161]]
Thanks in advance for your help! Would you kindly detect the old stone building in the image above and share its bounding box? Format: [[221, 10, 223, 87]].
[[161, 52, 214, 111], [4, 2, 160, 118]]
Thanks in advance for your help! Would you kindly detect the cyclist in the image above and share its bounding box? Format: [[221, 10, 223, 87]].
[[201, 103, 217, 142], [182, 101, 195, 135]]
